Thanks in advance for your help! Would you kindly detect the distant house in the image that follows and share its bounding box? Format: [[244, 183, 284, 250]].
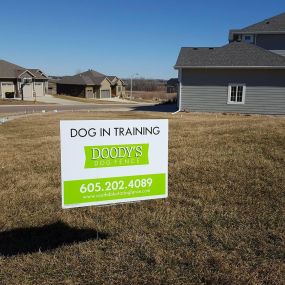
[[57, 70, 125, 99], [108, 76, 126, 97], [0, 59, 48, 99], [166, 78, 178, 93], [48, 76, 62, 95], [57, 70, 112, 99], [175, 12, 285, 115]]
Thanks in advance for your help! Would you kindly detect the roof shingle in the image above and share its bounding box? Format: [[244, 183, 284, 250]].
[[238, 12, 285, 33], [175, 42, 285, 68], [0, 59, 47, 79], [58, 70, 108, 85]]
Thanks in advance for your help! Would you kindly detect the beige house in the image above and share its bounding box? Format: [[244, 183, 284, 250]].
[[108, 76, 126, 97], [57, 70, 112, 99], [0, 59, 48, 99]]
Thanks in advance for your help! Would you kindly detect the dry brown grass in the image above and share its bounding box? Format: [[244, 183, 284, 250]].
[[0, 99, 50, 105], [0, 112, 284, 285], [126, 91, 177, 103]]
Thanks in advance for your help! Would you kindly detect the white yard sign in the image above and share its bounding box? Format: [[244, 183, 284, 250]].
[[60, 119, 168, 208]]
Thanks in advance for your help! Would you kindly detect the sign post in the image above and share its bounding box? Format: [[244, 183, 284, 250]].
[[60, 119, 168, 208]]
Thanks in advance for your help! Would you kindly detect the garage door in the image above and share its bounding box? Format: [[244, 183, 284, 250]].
[[1, 82, 15, 98], [34, 82, 44, 97], [23, 83, 33, 98], [101, 89, 110, 99]]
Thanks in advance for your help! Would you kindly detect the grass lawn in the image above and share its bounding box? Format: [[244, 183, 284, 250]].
[[0, 112, 284, 284]]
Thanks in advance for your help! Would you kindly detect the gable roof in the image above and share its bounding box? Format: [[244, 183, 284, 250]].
[[58, 70, 110, 86], [0, 59, 48, 79], [28, 69, 48, 79], [107, 76, 125, 86], [241, 12, 285, 33], [108, 76, 117, 82], [231, 12, 285, 34], [174, 41, 285, 68], [17, 69, 36, 78]]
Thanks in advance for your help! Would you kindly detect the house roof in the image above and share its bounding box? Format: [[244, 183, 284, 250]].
[[233, 12, 285, 33], [174, 41, 285, 68], [0, 59, 24, 78], [0, 59, 48, 79], [167, 78, 178, 86], [108, 76, 117, 82], [107, 76, 118, 85], [107, 76, 126, 86], [58, 70, 110, 86], [28, 69, 48, 79]]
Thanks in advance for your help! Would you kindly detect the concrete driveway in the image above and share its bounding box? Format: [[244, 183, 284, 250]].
[[24, 95, 87, 105]]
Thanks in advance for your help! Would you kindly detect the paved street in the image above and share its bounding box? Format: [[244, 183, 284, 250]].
[[0, 103, 138, 114], [0, 103, 177, 115]]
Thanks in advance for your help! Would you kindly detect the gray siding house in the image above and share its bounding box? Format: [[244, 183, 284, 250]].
[[229, 12, 285, 57], [175, 12, 285, 115]]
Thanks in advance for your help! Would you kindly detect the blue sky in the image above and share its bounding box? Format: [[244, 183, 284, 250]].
[[0, 1, 284, 79]]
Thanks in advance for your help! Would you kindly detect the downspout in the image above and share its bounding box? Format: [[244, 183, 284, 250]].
[[172, 67, 182, 114]]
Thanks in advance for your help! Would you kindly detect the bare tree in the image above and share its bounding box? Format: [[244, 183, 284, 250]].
[[125, 78, 166, 92]]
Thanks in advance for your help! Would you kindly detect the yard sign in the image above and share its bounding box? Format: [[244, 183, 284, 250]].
[[60, 120, 168, 208]]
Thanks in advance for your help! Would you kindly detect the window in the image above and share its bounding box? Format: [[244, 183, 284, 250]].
[[242, 34, 254, 43], [228, 84, 246, 104], [2, 82, 13, 86]]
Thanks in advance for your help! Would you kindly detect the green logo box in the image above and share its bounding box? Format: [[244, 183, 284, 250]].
[[63, 173, 166, 206], [84, 144, 149, 168]]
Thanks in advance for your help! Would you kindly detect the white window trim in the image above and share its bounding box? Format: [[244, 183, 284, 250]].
[[1, 82, 14, 86], [22, 77, 33, 83], [227, 84, 246, 104]]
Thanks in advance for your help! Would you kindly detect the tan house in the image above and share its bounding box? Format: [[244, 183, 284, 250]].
[[0, 59, 48, 99], [57, 70, 112, 99], [108, 76, 126, 97]]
